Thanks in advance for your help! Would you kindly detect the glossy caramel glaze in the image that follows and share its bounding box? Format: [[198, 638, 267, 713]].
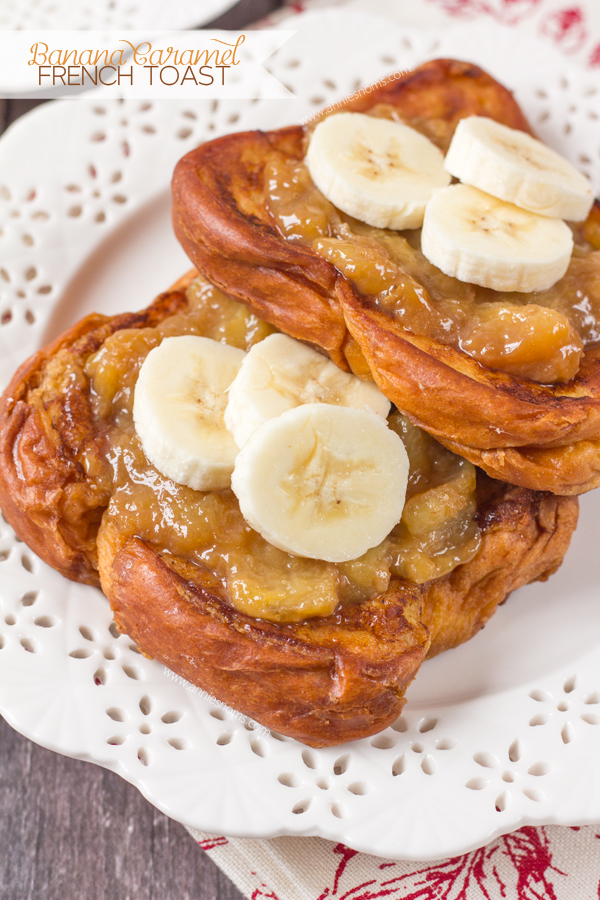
[[264, 148, 597, 385], [85, 275, 481, 623]]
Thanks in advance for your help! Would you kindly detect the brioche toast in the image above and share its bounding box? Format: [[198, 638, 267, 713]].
[[172, 59, 600, 495], [0, 270, 578, 745]]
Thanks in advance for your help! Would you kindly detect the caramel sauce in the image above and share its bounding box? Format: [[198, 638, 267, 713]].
[[263, 117, 600, 385], [85, 276, 481, 623]]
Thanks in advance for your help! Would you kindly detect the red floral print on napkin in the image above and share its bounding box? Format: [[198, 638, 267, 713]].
[[317, 844, 359, 899], [198, 835, 230, 851], [539, 6, 588, 53], [312, 827, 564, 900], [251, 886, 280, 900], [425, 0, 541, 25]]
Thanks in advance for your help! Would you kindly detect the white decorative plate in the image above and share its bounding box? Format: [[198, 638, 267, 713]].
[[1, 10, 600, 861], [0, 0, 237, 30]]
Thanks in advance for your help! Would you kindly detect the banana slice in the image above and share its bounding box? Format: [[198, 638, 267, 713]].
[[133, 335, 245, 491], [225, 332, 390, 448], [231, 403, 409, 563], [421, 183, 573, 293], [444, 115, 594, 221], [305, 112, 451, 230]]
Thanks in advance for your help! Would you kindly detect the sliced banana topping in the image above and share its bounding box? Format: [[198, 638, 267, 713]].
[[133, 335, 245, 491], [421, 183, 574, 293], [444, 115, 594, 222], [225, 332, 390, 448], [231, 403, 409, 564], [305, 111, 451, 230]]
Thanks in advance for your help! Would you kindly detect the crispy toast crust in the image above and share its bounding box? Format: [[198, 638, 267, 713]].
[[171, 58, 600, 494], [99, 520, 430, 747], [0, 271, 579, 745], [100, 481, 577, 746]]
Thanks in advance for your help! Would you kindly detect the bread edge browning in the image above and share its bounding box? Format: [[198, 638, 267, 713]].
[[0, 288, 190, 584], [423, 480, 579, 657]]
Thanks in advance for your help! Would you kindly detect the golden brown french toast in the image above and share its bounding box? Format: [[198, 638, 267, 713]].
[[0, 270, 578, 746], [171, 58, 600, 495]]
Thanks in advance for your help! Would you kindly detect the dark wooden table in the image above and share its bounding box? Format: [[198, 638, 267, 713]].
[[0, 2, 285, 898]]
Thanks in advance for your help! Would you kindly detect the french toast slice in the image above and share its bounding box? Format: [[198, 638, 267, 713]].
[[171, 58, 600, 495], [0, 271, 578, 745]]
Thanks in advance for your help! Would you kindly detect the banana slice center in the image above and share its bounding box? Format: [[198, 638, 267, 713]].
[[471, 207, 536, 245], [495, 136, 555, 173], [351, 141, 416, 181], [172, 360, 226, 422], [265, 363, 335, 405], [280, 428, 375, 520]]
